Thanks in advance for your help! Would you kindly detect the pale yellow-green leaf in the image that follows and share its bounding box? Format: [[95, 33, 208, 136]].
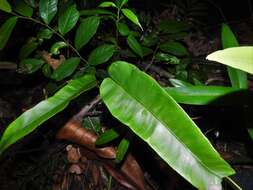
[[207, 46, 253, 74]]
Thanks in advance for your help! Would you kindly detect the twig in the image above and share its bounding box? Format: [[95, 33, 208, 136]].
[[11, 12, 88, 64], [144, 45, 159, 72], [73, 95, 101, 122], [0, 61, 17, 70]]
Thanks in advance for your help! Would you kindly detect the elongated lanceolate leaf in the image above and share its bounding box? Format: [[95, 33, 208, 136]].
[[221, 23, 247, 89], [0, 74, 96, 154], [0, 0, 11, 12], [0, 17, 17, 50], [100, 61, 235, 189], [207, 46, 253, 74], [39, 0, 58, 24], [127, 35, 143, 58], [121, 9, 143, 30], [98, 1, 117, 8], [166, 86, 244, 105], [58, 4, 79, 35], [75, 16, 100, 50]]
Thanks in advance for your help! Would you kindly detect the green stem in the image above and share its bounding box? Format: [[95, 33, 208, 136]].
[[12, 13, 88, 64]]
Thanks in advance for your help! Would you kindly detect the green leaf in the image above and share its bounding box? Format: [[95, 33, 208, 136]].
[[169, 79, 193, 87], [15, 0, 33, 17], [115, 0, 128, 8], [206, 46, 253, 74], [0, 74, 96, 154], [117, 22, 130, 36], [248, 129, 253, 141], [37, 28, 53, 40], [121, 9, 143, 30], [96, 129, 120, 145], [165, 86, 243, 105], [116, 138, 129, 163], [50, 41, 67, 55], [75, 16, 100, 50], [58, 4, 79, 35], [98, 1, 117, 8], [0, 17, 17, 50], [100, 61, 235, 189], [79, 9, 114, 16], [221, 23, 247, 89], [83, 116, 102, 134], [0, 0, 12, 13], [159, 20, 190, 34], [51, 57, 80, 81], [39, 0, 58, 24], [88, 44, 115, 66], [160, 41, 188, 56], [127, 35, 143, 58], [20, 58, 44, 73], [155, 52, 180, 64], [19, 40, 38, 59], [42, 64, 52, 78]]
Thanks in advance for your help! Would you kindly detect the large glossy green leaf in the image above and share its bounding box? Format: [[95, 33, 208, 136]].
[[39, 0, 58, 24], [51, 57, 80, 81], [58, 4, 79, 35], [207, 46, 253, 74], [0, 74, 96, 154], [75, 16, 100, 50], [169, 79, 193, 87], [88, 44, 115, 66], [165, 86, 244, 105], [0, 17, 17, 50], [121, 9, 143, 30], [0, 0, 11, 13], [127, 34, 143, 58], [221, 23, 247, 89], [100, 61, 235, 189]]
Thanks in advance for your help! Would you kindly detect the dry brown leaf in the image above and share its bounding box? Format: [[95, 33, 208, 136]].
[[40, 50, 65, 69]]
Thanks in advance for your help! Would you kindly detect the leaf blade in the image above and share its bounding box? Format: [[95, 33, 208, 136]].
[[39, 0, 58, 24], [127, 35, 143, 58], [206, 46, 253, 74], [51, 57, 80, 81], [75, 16, 100, 50], [0, 74, 96, 154], [0, 0, 12, 13], [88, 44, 115, 66], [121, 9, 143, 30], [58, 4, 79, 35], [221, 23, 247, 89], [100, 61, 235, 189], [0, 17, 17, 50]]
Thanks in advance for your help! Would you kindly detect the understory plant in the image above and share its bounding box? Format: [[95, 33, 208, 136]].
[[0, 0, 245, 189]]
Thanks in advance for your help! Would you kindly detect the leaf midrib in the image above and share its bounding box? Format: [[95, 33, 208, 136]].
[[109, 77, 222, 179]]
